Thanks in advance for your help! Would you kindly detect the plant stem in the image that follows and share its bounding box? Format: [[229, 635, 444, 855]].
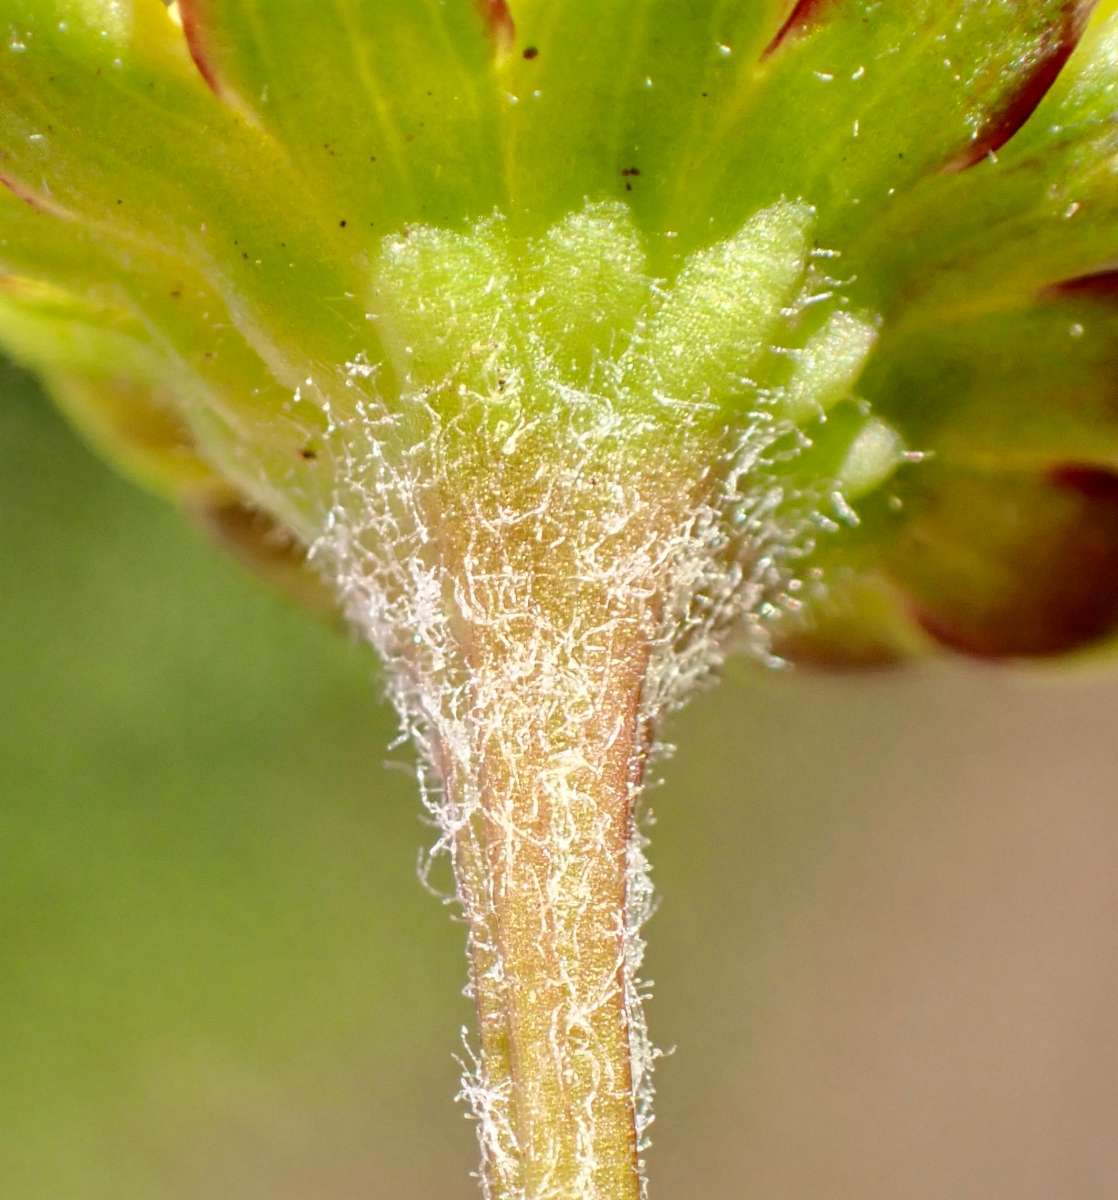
[[458, 612, 650, 1200], [427, 452, 700, 1200]]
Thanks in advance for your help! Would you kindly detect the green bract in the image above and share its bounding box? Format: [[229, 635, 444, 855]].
[[4, 2, 1118, 1197]]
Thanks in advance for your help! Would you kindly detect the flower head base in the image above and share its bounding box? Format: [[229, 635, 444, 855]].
[[6, 1, 1118, 1196]]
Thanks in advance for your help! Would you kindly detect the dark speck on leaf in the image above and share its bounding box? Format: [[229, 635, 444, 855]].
[[340, 220, 347, 228], [299, 447, 318, 461], [523, 46, 539, 59], [621, 167, 641, 177]]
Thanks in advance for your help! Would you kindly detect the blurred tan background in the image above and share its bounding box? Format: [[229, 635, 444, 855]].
[[2, 358, 1116, 1199]]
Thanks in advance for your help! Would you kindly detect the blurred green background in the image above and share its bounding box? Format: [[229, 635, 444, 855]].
[[2, 360, 1116, 1199]]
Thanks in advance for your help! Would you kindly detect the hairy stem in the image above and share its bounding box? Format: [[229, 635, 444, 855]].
[[314, 197, 883, 1196], [457, 603, 651, 1200]]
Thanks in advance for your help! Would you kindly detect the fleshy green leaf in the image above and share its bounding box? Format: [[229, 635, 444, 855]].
[[178, 0, 507, 228]]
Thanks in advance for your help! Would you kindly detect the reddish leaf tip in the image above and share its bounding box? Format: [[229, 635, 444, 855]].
[[1041, 268, 1118, 300], [1049, 464, 1118, 505], [763, 0, 836, 60], [476, 0, 515, 56], [943, 1, 1099, 173], [174, 0, 225, 99]]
